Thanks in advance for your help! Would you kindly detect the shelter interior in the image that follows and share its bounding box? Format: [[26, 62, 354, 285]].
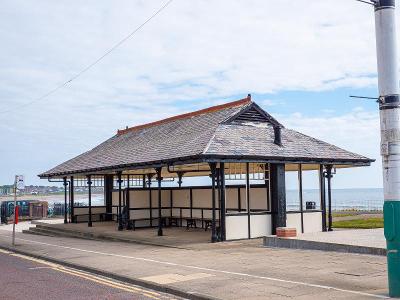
[[60, 161, 339, 242]]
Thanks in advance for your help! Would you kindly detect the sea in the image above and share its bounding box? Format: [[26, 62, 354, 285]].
[[286, 188, 384, 211]]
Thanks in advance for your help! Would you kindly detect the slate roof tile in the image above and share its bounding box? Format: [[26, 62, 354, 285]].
[[39, 97, 373, 177]]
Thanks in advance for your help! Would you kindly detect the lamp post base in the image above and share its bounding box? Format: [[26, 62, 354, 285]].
[[384, 201, 400, 298]]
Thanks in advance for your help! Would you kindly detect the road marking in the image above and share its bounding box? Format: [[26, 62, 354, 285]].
[[141, 273, 214, 284], [29, 266, 54, 270], [1, 249, 163, 299], [10, 253, 60, 267], [55, 268, 160, 299], [62, 267, 161, 297], [0, 234, 389, 299]]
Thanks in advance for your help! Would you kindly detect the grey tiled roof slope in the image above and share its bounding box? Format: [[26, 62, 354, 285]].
[[39, 98, 373, 177], [39, 103, 246, 177], [205, 124, 370, 161]]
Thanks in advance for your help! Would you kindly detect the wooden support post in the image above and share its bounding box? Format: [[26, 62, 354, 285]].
[[270, 163, 286, 234], [117, 172, 123, 231], [156, 167, 163, 236], [209, 162, 217, 243], [246, 163, 251, 239], [63, 177, 68, 224], [87, 175, 93, 227]]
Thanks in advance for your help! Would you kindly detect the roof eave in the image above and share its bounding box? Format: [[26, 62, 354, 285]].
[[202, 154, 374, 165], [38, 154, 374, 178]]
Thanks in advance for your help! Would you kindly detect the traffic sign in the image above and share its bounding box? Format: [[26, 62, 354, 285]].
[[16, 175, 24, 190]]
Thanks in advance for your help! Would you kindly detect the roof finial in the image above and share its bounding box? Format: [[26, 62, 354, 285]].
[[247, 93, 251, 100]]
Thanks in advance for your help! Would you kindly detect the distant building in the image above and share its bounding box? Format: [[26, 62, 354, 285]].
[[0, 185, 13, 196]]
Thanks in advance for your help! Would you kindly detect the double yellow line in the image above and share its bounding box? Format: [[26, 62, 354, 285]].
[[1, 249, 170, 300]]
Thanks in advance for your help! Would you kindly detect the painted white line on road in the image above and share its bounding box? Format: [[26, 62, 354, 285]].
[[29, 266, 54, 270], [0, 234, 389, 299]]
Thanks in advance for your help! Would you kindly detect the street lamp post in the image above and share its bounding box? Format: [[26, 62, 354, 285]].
[[372, 0, 400, 297]]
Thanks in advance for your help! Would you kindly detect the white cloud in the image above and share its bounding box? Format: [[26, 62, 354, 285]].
[[0, 0, 388, 186], [279, 108, 382, 188]]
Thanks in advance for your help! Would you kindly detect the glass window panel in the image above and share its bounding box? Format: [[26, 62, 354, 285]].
[[301, 169, 321, 210], [286, 166, 300, 211]]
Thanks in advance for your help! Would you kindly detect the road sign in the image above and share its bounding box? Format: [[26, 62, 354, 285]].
[[16, 175, 24, 190]]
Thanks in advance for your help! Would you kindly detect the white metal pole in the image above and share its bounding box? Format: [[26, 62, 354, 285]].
[[12, 175, 17, 247], [373, 0, 400, 297]]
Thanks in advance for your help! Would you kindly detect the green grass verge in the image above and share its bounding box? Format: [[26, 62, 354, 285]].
[[332, 218, 383, 229], [332, 212, 357, 218]]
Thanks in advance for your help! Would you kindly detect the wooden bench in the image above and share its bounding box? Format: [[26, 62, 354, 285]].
[[128, 217, 167, 230], [72, 212, 108, 223], [169, 217, 214, 231]]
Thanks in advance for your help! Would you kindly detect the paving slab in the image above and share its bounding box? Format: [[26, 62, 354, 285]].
[[0, 228, 390, 300]]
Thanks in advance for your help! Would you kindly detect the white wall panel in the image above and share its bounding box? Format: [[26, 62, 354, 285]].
[[286, 213, 302, 234], [226, 215, 248, 240], [250, 214, 271, 238], [303, 212, 323, 233]]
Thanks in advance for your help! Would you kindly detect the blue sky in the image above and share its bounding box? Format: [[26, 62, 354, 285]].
[[0, 0, 391, 188]]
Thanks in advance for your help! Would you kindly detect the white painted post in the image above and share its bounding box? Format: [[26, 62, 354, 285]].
[[373, 0, 400, 297], [12, 175, 17, 247]]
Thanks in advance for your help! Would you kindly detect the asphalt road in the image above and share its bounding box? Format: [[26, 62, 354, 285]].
[[0, 249, 181, 300]]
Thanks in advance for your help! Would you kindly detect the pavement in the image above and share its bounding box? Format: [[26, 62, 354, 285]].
[[264, 229, 386, 256], [0, 218, 63, 232], [0, 226, 390, 300], [0, 248, 181, 300]]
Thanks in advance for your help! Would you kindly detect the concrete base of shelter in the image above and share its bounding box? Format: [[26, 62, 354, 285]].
[[23, 221, 225, 250], [264, 229, 386, 256]]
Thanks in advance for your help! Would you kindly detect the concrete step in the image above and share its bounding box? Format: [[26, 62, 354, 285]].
[[23, 226, 145, 245], [23, 225, 189, 249], [263, 236, 386, 256], [22, 229, 57, 238], [30, 227, 95, 239], [23, 227, 88, 240]]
